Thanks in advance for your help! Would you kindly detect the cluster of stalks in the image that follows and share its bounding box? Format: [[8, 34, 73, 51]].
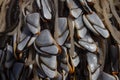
[[0, 0, 120, 80]]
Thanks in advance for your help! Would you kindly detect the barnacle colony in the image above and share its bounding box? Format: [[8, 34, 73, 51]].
[[0, 0, 120, 80]]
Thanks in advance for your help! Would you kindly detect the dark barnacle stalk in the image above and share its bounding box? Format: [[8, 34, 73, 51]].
[[0, 0, 20, 35]]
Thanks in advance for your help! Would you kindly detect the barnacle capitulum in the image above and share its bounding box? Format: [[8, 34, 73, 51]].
[[83, 12, 110, 38]]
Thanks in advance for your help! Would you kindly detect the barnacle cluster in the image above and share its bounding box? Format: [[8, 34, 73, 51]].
[[0, 0, 120, 80]]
